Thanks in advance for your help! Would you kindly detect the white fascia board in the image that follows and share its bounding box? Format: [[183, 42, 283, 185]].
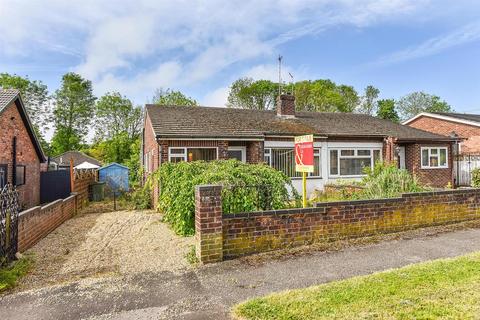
[[403, 112, 480, 128]]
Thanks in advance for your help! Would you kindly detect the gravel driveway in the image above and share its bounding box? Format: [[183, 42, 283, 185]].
[[14, 209, 194, 291]]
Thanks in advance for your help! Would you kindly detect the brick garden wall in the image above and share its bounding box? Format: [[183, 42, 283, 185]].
[[18, 194, 77, 252], [195, 185, 480, 263]]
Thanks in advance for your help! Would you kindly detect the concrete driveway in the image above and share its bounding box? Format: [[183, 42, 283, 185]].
[[2, 226, 480, 319]]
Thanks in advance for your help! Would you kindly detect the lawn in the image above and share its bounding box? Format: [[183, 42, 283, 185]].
[[0, 256, 33, 293], [234, 252, 480, 319]]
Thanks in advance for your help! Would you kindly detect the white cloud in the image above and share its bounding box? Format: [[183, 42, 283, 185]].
[[203, 86, 230, 107], [375, 22, 480, 65], [0, 0, 429, 102]]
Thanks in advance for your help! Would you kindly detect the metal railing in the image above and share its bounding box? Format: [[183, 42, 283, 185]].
[[0, 184, 19, 266]]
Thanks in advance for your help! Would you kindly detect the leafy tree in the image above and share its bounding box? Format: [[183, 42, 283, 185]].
[[358, 85, 380, 115], [95, 92, 142, 141], [227, 78, 359, 112], [51, 73, 96, 155], [0, 73, 51, 153], [396, 91, 452, 121], [227, 78, 278, 110], [152, 88, 197, 106], [0, 73, 50, 129], [377, 99, 399, 123]]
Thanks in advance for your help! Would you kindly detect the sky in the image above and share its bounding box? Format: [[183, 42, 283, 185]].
[[1, 0, 480, 113]]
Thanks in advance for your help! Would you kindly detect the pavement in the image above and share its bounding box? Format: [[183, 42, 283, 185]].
[[2, 227, 480, 320]]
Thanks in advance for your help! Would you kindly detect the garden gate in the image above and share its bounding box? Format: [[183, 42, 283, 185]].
[[454, 154, 480, 186], [0, 184, 19, 266]]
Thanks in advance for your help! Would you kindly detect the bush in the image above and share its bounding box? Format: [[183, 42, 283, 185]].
[[472, 168, 480, 187], [360, 162, 427, 199], [130, 184, 152, 210], [151, 160, 299, 236]]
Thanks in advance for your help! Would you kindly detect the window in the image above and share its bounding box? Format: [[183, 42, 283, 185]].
[[264, 148, 321, 178], [227, 147, 246, 162], [421, 147, 448, 169], [168, 147, 218, 162], [0, 165, 7, 189], [329, 148, 381, 177], [15, 165, 25, 186]]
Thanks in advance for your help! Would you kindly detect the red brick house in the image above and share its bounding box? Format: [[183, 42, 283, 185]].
[[143, 94, 455, 206], [0, 89, 46, 209], [404, 112, 480, 154]]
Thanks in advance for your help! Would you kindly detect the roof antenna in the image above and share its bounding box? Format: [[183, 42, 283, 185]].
[[278, 55, 283, 96]]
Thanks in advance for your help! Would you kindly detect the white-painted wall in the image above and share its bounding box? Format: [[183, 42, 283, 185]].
[[264, 140, 383, 196]]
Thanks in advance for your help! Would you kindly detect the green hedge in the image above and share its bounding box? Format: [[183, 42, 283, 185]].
[[472, 168, 480, 187], [149, 160, 299, 236]]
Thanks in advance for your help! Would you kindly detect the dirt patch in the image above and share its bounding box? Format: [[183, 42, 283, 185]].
[[15, 209, 194, 291]]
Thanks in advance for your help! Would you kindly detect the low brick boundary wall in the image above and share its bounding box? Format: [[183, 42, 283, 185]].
[[195, 185, 480, 263], [18, 194, 77, 252]]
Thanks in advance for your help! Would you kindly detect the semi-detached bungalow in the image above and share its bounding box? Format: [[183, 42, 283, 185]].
[[142, 94, 455, 206]]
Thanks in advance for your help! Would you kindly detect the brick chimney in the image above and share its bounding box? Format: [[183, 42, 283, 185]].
[[277, 94, 295, 118]]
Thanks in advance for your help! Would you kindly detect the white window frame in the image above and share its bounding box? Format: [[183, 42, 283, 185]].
[[168, 147, 219, 162], [264, 147, 322, 178], [227, 146, 246, 162], [421, 147, 448, 169], [328, 148, 382, 178]]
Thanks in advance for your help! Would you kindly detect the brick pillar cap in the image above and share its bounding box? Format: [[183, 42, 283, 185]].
[[195, 184, 223, 191]]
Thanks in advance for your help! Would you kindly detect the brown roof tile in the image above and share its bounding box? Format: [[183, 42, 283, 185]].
[[146, 104, 453, 141]]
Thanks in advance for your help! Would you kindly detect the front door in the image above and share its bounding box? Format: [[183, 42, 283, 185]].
[[398, 146, 406, 169]]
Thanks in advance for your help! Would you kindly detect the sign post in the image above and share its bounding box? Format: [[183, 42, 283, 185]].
[[295, 134, 314, 208]]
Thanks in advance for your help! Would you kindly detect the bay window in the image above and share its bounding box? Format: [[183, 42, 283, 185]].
[[168, 147, 217, 162], [421, 147, 448, 168], [264, 148, 321, 178], [329, 148, 381, 177]]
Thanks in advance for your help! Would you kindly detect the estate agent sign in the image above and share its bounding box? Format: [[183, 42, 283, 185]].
[[294, 134, 314, 207]]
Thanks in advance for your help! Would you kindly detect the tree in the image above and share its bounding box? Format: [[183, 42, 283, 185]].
[[51, 73, 96, 155], [357, 85, 380, 115], [377, 99, 399, 123], [91, 92, 142, 165], [396, 91, 452, 121], [95, 92, 142, 141], [0, 73, 51, 152], [152, 88, 197, 106], [227, 78, 278, 110]]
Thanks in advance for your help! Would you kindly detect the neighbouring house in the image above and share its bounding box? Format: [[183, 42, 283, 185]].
[[404, 112, 480, 154], [50, 151, 102, 170], [142, 94, 456, 206], [0, 89, 46, 209]]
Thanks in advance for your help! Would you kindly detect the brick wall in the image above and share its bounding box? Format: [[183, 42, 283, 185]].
[[405, 143, 453, 188], [195, 185, 480, 263], [407, 115, 480, 154], [18, 194, 77, 252], [0, 101, 41, 209]]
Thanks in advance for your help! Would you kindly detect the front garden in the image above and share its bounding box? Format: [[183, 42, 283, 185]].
[[234, 252, 480, 319], [141, 160, 435, 236]]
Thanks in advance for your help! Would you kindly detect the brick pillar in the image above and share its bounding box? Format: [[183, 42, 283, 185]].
[[195, 185, 223, 263]]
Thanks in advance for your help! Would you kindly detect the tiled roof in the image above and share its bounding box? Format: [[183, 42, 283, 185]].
[[433, 112, 480, 123], [0, 88, 20, 111], [51, 151, 102, 167], [146, 104, 453, 141]]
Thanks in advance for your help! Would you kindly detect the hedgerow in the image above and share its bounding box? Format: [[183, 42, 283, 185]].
[[149, 160, 299, 236]]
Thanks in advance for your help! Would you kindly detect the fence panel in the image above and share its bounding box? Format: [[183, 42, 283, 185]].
[[40, 170, 71, 204], [0, 184, 19, 266], [454, 154, 480, 186]]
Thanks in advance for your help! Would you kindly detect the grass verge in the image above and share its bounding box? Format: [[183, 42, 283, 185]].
[[0, 255, 33, 293], [234, 252, 480, 319]]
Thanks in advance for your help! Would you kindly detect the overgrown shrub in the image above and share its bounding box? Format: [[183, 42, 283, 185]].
[[130, 184, 152, 210], [472, 168, 480, 187], [151, 160, 299, 236], [313, 162, 428, 202]]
